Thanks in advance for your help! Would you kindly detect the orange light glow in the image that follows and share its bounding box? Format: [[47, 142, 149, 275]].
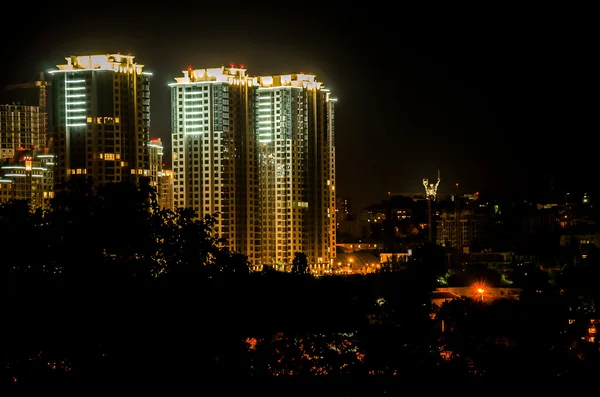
[[473, 280, 487, 301]]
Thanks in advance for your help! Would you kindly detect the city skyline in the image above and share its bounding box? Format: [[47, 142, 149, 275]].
[[1, 4, 599, 388], [1, 53, 338, 268], [0, 4, 594, 210]]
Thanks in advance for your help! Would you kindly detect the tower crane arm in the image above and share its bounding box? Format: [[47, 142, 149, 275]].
[[4, 83, 35, 90]]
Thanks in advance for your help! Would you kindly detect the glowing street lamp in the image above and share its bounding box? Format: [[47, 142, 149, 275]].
[[477, 288, 485, 302]]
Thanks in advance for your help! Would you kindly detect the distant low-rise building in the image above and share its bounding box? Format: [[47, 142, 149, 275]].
[[334, 251, 380, 274], [432, 286, 521, 308], [560, 233, 599, 260], [464, 250, 514, 270], [436, 209, 487, 250], [337, 242, 382, 253], [159, 169, 174, 211]]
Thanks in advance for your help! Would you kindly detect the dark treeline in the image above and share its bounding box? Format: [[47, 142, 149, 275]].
[[1, 179, 599, 392]]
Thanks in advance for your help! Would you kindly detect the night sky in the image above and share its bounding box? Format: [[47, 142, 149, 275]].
[[0, 4, 593, 210]]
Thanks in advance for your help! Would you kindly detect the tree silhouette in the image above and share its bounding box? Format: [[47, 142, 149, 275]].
[[0, 199, 45, 274], [291, 252, 309, 275], [3, 179, 600, 387]]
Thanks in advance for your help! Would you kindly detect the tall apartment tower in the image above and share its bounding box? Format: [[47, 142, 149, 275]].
[[254, 74, 336, 268], [49, 54, 152, 187], [170, 66, 336, 268], [169, 66, 256, 256]]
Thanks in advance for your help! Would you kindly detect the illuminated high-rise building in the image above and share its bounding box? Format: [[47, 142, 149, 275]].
[[49, 54, 152, 187], [254, 73, 336, 269], [170, 66, 336, 269], [169, 66, 255, 257], [0, 104, 54, 208]]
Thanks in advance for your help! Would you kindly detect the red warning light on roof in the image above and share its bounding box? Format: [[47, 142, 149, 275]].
[[151, 138, 160, 143], [187, 65, 193, 70], [230, 63, 235, 68], [240, 64, 245, 69]]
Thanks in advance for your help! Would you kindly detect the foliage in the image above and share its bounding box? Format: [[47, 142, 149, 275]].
[[0, 178, 243, 286], [2, 182, 600, 387]]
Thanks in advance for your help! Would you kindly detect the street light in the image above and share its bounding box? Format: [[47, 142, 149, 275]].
[[477, 288, 484, 302]]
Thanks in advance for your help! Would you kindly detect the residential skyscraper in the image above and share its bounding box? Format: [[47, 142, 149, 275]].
[[169, 66, 255, 257], [49, 54, 152, 187], [254, 74, 336, 269], [170, 66, 336, 269]]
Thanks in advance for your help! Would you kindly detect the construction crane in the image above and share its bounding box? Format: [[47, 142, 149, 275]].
[[4, 72, 51, 112], [5, 72, 52, 146]]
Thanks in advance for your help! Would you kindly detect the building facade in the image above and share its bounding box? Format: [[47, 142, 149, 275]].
[[0, 104, 46, 158], [0, 104, 54, 208], [49, 54, 152, 187], [0, 149, 54, 209], [169, 66, 255, 258], [158, 169, 174, 211], [169, 66, 336, 268], [436, 209, 488, 251], [148, 137, 163, 192]]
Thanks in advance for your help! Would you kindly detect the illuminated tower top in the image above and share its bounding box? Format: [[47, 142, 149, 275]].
[[53, 54, 147, 75], [256, 73, 323, 90], [171, 66, 326, 91], [173, 66, 248, 84]]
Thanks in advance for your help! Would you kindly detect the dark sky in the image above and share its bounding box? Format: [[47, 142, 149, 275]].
[[0, 4, 594, 209]]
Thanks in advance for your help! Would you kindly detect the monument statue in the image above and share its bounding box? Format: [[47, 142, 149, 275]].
[[423, 171, 441, 243], [423, 177, 440, 200]]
